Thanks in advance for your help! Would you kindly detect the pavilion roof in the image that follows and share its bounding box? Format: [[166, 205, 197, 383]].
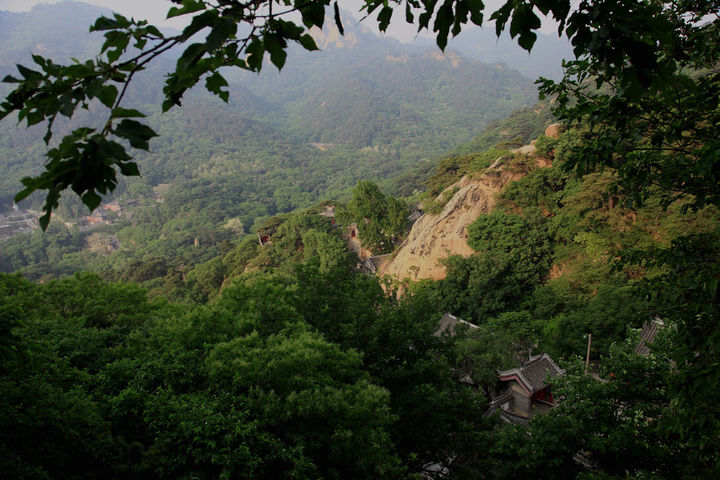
[[498, 353, 564, 394]]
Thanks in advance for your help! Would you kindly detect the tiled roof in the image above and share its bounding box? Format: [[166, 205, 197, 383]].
[[407, 211, 423, 222], [491, 388, 513, 406], [360, 254, 393, 274], [435, 313, 479, 337], [498, 353, 564, 394], [634, 318, 664, 356]]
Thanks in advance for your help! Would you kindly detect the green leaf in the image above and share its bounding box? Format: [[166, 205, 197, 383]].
[[264, 33, 287, 70], [161, 98, 177, 112], [167, 0, 205, 19], [17, 64, 43, 81], [111, 108, 146, 119], [38, 211, 51, 231], [114, 119, 158, 150], [206, 18, 237, 52], [434, 1, 454, 51], [82, 190, 102, 211], [90, 15, 119, 31], [145, 25, 163, 38], [43, 126, 53, 145], [509, 4, 541, 50], [205, 71, 229, 102], [183, 9, 219, 41], [517, 31, 537, 51], [299, 34, 319, 51], [334, 2, 345, 36], [491, 2, 513, 36], [102, 30, 130, 61], [300, 2, 325, 29], [118, 162, 140, 177], [177, 43, 206, 73], [111, 13, 132, 29], [406, 3, 414, 23], [26, 111, 45, 127], [59, 93, 74, 117], [467, 0, 485, 25], [245, 38, 265, 72], [377, 7, 393, 32], [452, 2, 469, 37], [13, 184, 35, 204], [97, 85, 118, 108], [31, 54, 47, 68], [100, 138, 131, 161]]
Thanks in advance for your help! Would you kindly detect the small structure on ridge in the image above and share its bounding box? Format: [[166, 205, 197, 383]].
[[358, 254, 393, 274]]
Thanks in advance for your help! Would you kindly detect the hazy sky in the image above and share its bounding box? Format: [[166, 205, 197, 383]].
[[0, 0, 424, 39], [0, 0, 551, 43], [0, 0, 190, 29]]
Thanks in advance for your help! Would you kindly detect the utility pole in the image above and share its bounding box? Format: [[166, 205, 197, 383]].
[[585, 333, 592, 375]]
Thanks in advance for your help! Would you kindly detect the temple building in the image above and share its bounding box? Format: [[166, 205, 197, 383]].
[[486, 353, 564, 425]]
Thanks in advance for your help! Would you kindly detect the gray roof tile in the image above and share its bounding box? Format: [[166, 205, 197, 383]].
[[498, 353, 564, 394]]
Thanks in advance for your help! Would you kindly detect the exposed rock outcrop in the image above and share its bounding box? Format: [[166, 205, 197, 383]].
[[544, 123, 563, 139], [379, 157, 531, 282]]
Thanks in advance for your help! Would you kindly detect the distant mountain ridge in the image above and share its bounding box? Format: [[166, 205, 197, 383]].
[[233, 15, 537, 154], [0, 2, 539, 216], [444, 27, 574, 80], [0, 2, 110, 69]]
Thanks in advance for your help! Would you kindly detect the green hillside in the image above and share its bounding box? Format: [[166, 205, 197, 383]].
[[1, 1, 718, 479], [0, 3, 537, 215], [2, 119, 718, 478]]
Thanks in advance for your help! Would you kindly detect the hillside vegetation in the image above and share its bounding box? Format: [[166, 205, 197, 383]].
[[2, 0, 719, 478], [0, 3, 536, 214], [3, 118, 719, 478]]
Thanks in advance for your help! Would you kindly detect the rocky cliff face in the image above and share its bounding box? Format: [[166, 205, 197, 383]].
[[380, 153, 547, 282]]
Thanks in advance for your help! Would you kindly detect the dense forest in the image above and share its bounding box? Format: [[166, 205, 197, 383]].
[[3, 129, 718, 477], [0, 2, 538, 213], [2, 0, 719, 479]]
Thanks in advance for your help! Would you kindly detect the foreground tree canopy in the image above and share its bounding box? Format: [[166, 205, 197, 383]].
[[0, 0, 718, 227]]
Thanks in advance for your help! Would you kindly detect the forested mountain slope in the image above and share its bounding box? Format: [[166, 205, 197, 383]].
[[2, 115, 718, 478], [380, 148, 550, 282], [238, 20, 536, 153], [0, 1, 541, 287], [0, 2, 537, 214], [2, 0, 719, 478]]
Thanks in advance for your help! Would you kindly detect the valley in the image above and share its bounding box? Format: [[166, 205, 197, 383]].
[[0, 2, 546, 283], [1, 1, 718, 479]]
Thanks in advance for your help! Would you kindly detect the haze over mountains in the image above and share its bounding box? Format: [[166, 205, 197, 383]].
[[444, 28, 573, 80], [2, 4, 718, 478], [0, 1, 572, 213]]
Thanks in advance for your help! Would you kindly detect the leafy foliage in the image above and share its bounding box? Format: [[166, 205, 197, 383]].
[[2, 0, 720, 478], [537, 1, 720, 210], [0, 0, 540, 227], [340, 181, 409, 253], [436, 208, 554, 320], [0, 256, 498, 478]]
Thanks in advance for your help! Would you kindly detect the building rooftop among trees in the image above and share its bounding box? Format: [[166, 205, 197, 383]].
[[487, 353, 564, 425], [634, 317, 664, 356], [434, 313, 479, 336]]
